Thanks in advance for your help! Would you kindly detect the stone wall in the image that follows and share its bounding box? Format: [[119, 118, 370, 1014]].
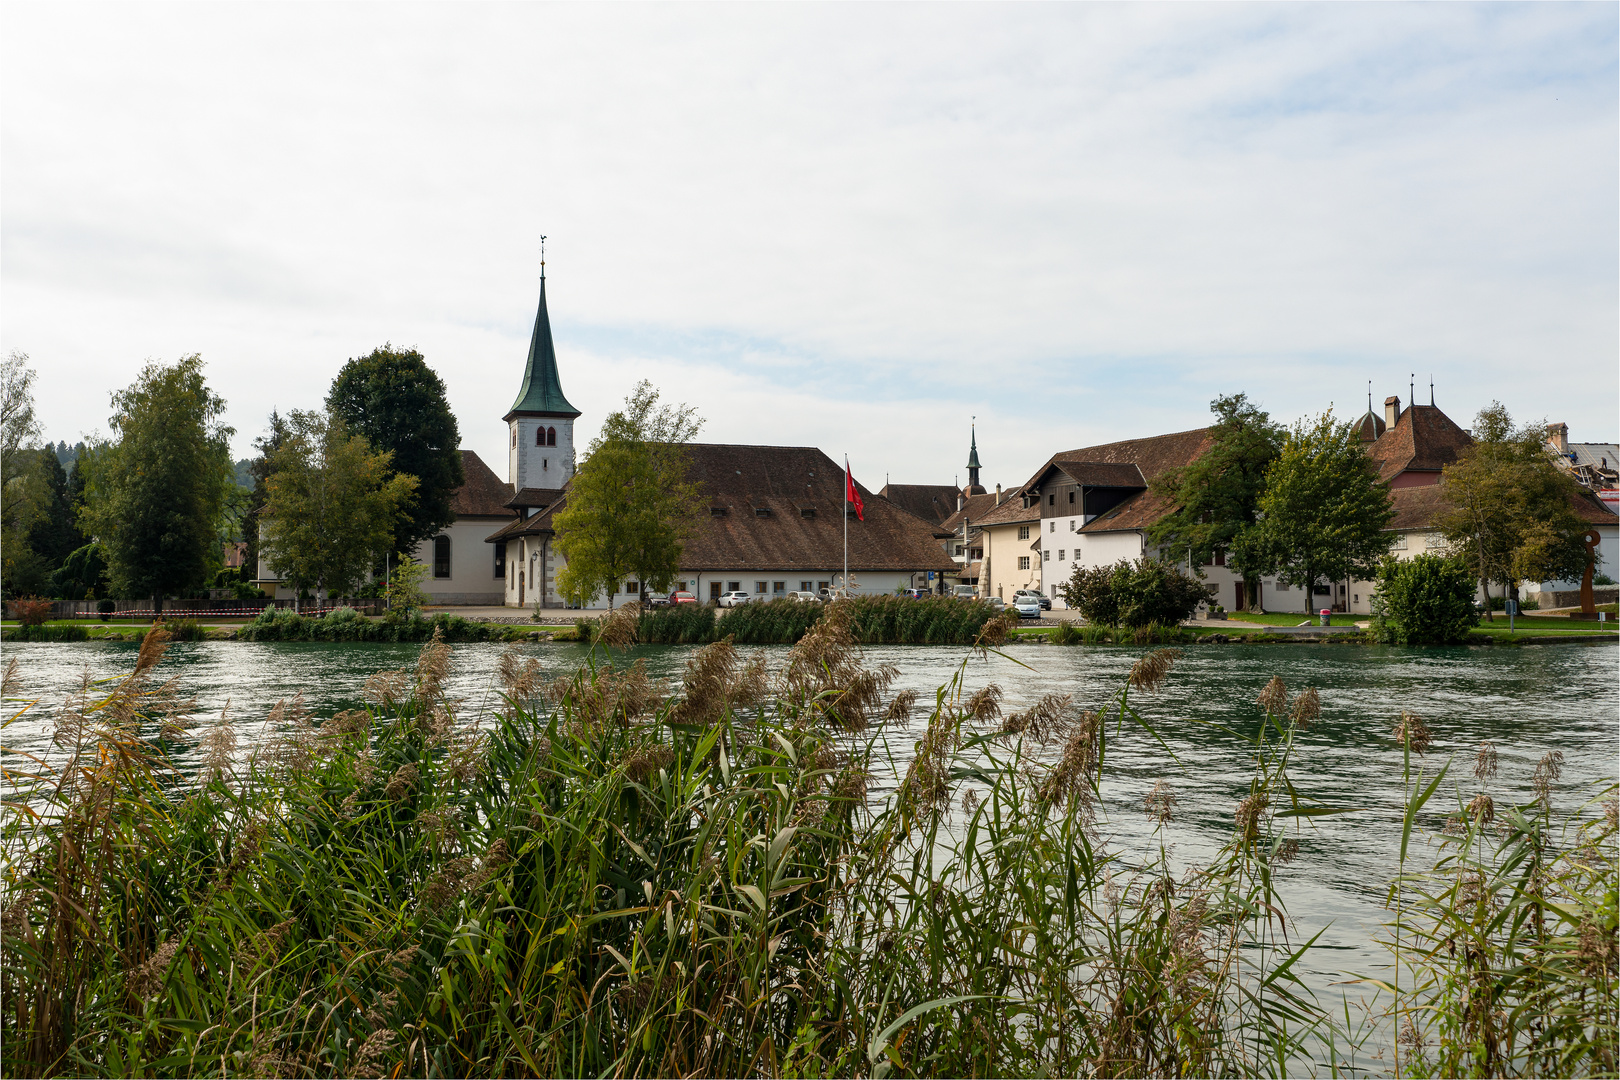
[[1534, 586, 1618, 609]]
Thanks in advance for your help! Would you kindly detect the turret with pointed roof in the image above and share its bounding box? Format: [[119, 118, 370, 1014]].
[[505, 275, 580, 421], [506, 268, 580, 490], [964, 425, 986, 496]]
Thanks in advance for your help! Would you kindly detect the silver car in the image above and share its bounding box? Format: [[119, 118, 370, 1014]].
[[1013, 595, 1044, 619]]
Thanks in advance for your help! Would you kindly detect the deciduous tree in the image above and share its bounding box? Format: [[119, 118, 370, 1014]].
[[1, 351, 47, 597], [1437, 403, 1590, 618], [80, 356, 235, 613], [1253, 411, 1394, 613], [262, 410, 418, 607], [1146, 393, 1284, 610], [327, 346, 464, 558], [555, 381, 705, 608]]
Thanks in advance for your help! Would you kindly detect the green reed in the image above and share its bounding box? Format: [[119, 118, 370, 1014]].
[[1, 609, 1612, 1077]]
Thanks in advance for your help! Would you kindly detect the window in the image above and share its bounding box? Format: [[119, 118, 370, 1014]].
[[494, 544, 505, 579], [1044, 550, 1050, 562], [535, 428, 544, 446], [754, 507, 772, 517], [727, 581, 740, 591], [547, 426, 557, 446], [954, 544, 964, 555], [1274, 581, 1289, 593], [433, 535, 451, 578], [511, 430, 517, 448], [800, 507, 815, 517], [1214, 549, 1225, 567], [755, 581, 768, 594], [625, 581, 639, 595], [818, 580, 829, 591], [1390, 534, 1408, 550], [1018, 556, 1030, 570], [1049, 521, 1055, 533], [1048, 493, 1055, 506], [710, 506, 727, 516], [1058, 549, 1065, 561], [773, 581, 786, 594], [1017, 525, 1030, 540], [1068, 491, 1075, 504], [1069, 520, 1076, 531], [677, 581, 688, 592], [800, 580, 812, 591]]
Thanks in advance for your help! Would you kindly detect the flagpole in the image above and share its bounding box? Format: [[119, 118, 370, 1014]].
[[843, 455, 849, 596]]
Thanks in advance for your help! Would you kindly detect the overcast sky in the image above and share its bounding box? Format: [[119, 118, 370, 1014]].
[[4, 3, 1615, 490]]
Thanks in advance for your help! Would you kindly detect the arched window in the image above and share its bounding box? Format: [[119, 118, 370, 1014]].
[[547, 426, 557, 446], [433, 535, 451, 578], [535, 428, 544, 447]]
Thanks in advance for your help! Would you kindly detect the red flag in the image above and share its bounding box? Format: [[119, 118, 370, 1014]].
[[845, 460, 864, 521]]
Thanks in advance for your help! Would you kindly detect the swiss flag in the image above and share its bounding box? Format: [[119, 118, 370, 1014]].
[[845, 459, 864, 521]]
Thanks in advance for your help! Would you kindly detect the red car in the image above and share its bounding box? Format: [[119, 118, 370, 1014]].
[[668, 591, 698, 605]]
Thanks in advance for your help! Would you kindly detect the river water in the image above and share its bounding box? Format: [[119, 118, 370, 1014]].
[[4, 637, 1616, 1040]]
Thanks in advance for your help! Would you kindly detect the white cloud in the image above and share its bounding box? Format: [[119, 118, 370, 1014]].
[[3, 3, 1614, 486]]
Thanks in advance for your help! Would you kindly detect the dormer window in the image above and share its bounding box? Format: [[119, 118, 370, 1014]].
[[800, 507, 816, 517], [754, 507, 772, 517], [710, 506, 728, 517]]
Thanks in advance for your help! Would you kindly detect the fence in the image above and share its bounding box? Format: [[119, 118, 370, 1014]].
[[35, 598, 389, 620]]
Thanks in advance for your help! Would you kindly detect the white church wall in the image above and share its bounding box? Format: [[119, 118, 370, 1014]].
[[415, 518, 507, 605], [508, 416, 575, 491]]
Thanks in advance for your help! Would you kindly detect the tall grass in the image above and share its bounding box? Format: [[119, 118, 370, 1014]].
[[704, 595, 1010, 646], [1, 624, 90, 643], [239, 606, 528, 644], [1, 608, 1612, 1077]]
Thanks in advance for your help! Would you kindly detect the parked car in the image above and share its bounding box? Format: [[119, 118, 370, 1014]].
[[1013, 595, 1044, 619], [952, 584, 976, 599], [986, 596, 1006, 611], [785, 591, 821, 602], [1014, 589, 1051, 611], [645, 592, 672, 608], [900, 588, 927, 600], [719, 591, 751, 608], [669, 591, 698, 605]]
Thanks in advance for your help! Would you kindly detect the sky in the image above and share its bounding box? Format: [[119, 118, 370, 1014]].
[[3, 3, 1616, 491]]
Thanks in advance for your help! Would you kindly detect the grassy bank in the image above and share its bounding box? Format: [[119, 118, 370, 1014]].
[[631, 595, 1014, 646], [239, 606, 533, 644], [2, 607, 1612, 1077]]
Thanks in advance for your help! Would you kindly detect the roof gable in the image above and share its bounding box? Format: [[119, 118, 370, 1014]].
[[1367, 404, 1472, 482], [449, 451, 517, 517]]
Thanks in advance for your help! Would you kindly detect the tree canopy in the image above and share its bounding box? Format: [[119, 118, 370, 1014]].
[[80, 355, 235, 612], [261, 409, 418, 605], [1, 352, 48, 598], [554, 381, 705, 609], [1437, 403, 1591, 614], [1146, 393, 1284, 608], [1252, 411, 1394, 613], [327, 346, 464, 557]]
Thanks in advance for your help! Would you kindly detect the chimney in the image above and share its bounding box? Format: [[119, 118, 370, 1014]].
[[1547, 422, 1569, 454], [957, 494, 963, 512], [995, 483, 1002, 506], [1384, 395, 1401, 429]]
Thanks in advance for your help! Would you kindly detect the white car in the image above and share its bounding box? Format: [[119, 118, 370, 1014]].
[[785, 591, 821, 602], [1013, 595, 1044, 619], [718, 591, 752, 608]]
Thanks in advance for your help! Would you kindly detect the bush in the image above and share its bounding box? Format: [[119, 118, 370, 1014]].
[[638, 604, 717, 644], [1372, 554, 1479, 645], [1050, 619, 1081, 645], [1596, 573, 1617, 586], [1057, 559, 1210, 628], [12, 597, 53, 627], [5, 622, 89, 642], [97, 599, 116, 621]]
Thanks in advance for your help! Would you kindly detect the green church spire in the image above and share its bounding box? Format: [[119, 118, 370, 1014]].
[[967, 424, 981, 470], [506, 272, 580, 420]]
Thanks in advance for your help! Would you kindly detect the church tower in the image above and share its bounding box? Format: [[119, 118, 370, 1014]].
[[506, 266, 581, 490], [964, 424, 986, 496]]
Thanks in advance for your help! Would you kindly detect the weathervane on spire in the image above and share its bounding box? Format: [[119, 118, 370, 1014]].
[[1367, 380, 1372, 414], [540, 235, 547, 280]]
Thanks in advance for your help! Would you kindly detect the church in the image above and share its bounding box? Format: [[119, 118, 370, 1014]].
[[403, 271, 955, 608]]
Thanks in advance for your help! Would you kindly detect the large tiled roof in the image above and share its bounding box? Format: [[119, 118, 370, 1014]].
[[972, 489, 1038, 527], [1367, 404, 1473, 483], [487, 444, 953, 573], [1018, 429, 1211, 535], [1572, 488, 1620, 526], [879, 484, 960, 525], [449, 451, 517, 518], [941, 490, 1008, 533]]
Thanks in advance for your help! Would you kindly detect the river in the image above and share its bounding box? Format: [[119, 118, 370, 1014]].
[[3, 637, 1615, 1035]]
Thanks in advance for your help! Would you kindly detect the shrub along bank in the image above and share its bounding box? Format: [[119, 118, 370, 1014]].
[[239, 606, 531, 644], [632, 595, 1014, 646]]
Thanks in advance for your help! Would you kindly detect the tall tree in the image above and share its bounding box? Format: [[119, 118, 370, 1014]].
[[241, 411, 293, 586], [1253, 411, 1394, 613], [1, 351, 48, 597], [27, 448, 85, 572], [261, 409, 417, 607], [1146, 393, 1284, 611], [80, 355, 235, 613], [1437, 403, 1589, 618], [555, 381, 705, 608], [327, 346, 464, 558]]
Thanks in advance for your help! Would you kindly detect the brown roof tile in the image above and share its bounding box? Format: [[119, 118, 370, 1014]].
[[940, 490, 1008, 533], [486, 444, 954, 572], [1367, 404, 1473, 483], [506, 486, 566, 510], [1386, 484, 1451, 531], [449, 451, 517, 518], [878, 484, 959, 524], [1048, 460, 1148, 487], [1036, 428, 1212, 488]]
